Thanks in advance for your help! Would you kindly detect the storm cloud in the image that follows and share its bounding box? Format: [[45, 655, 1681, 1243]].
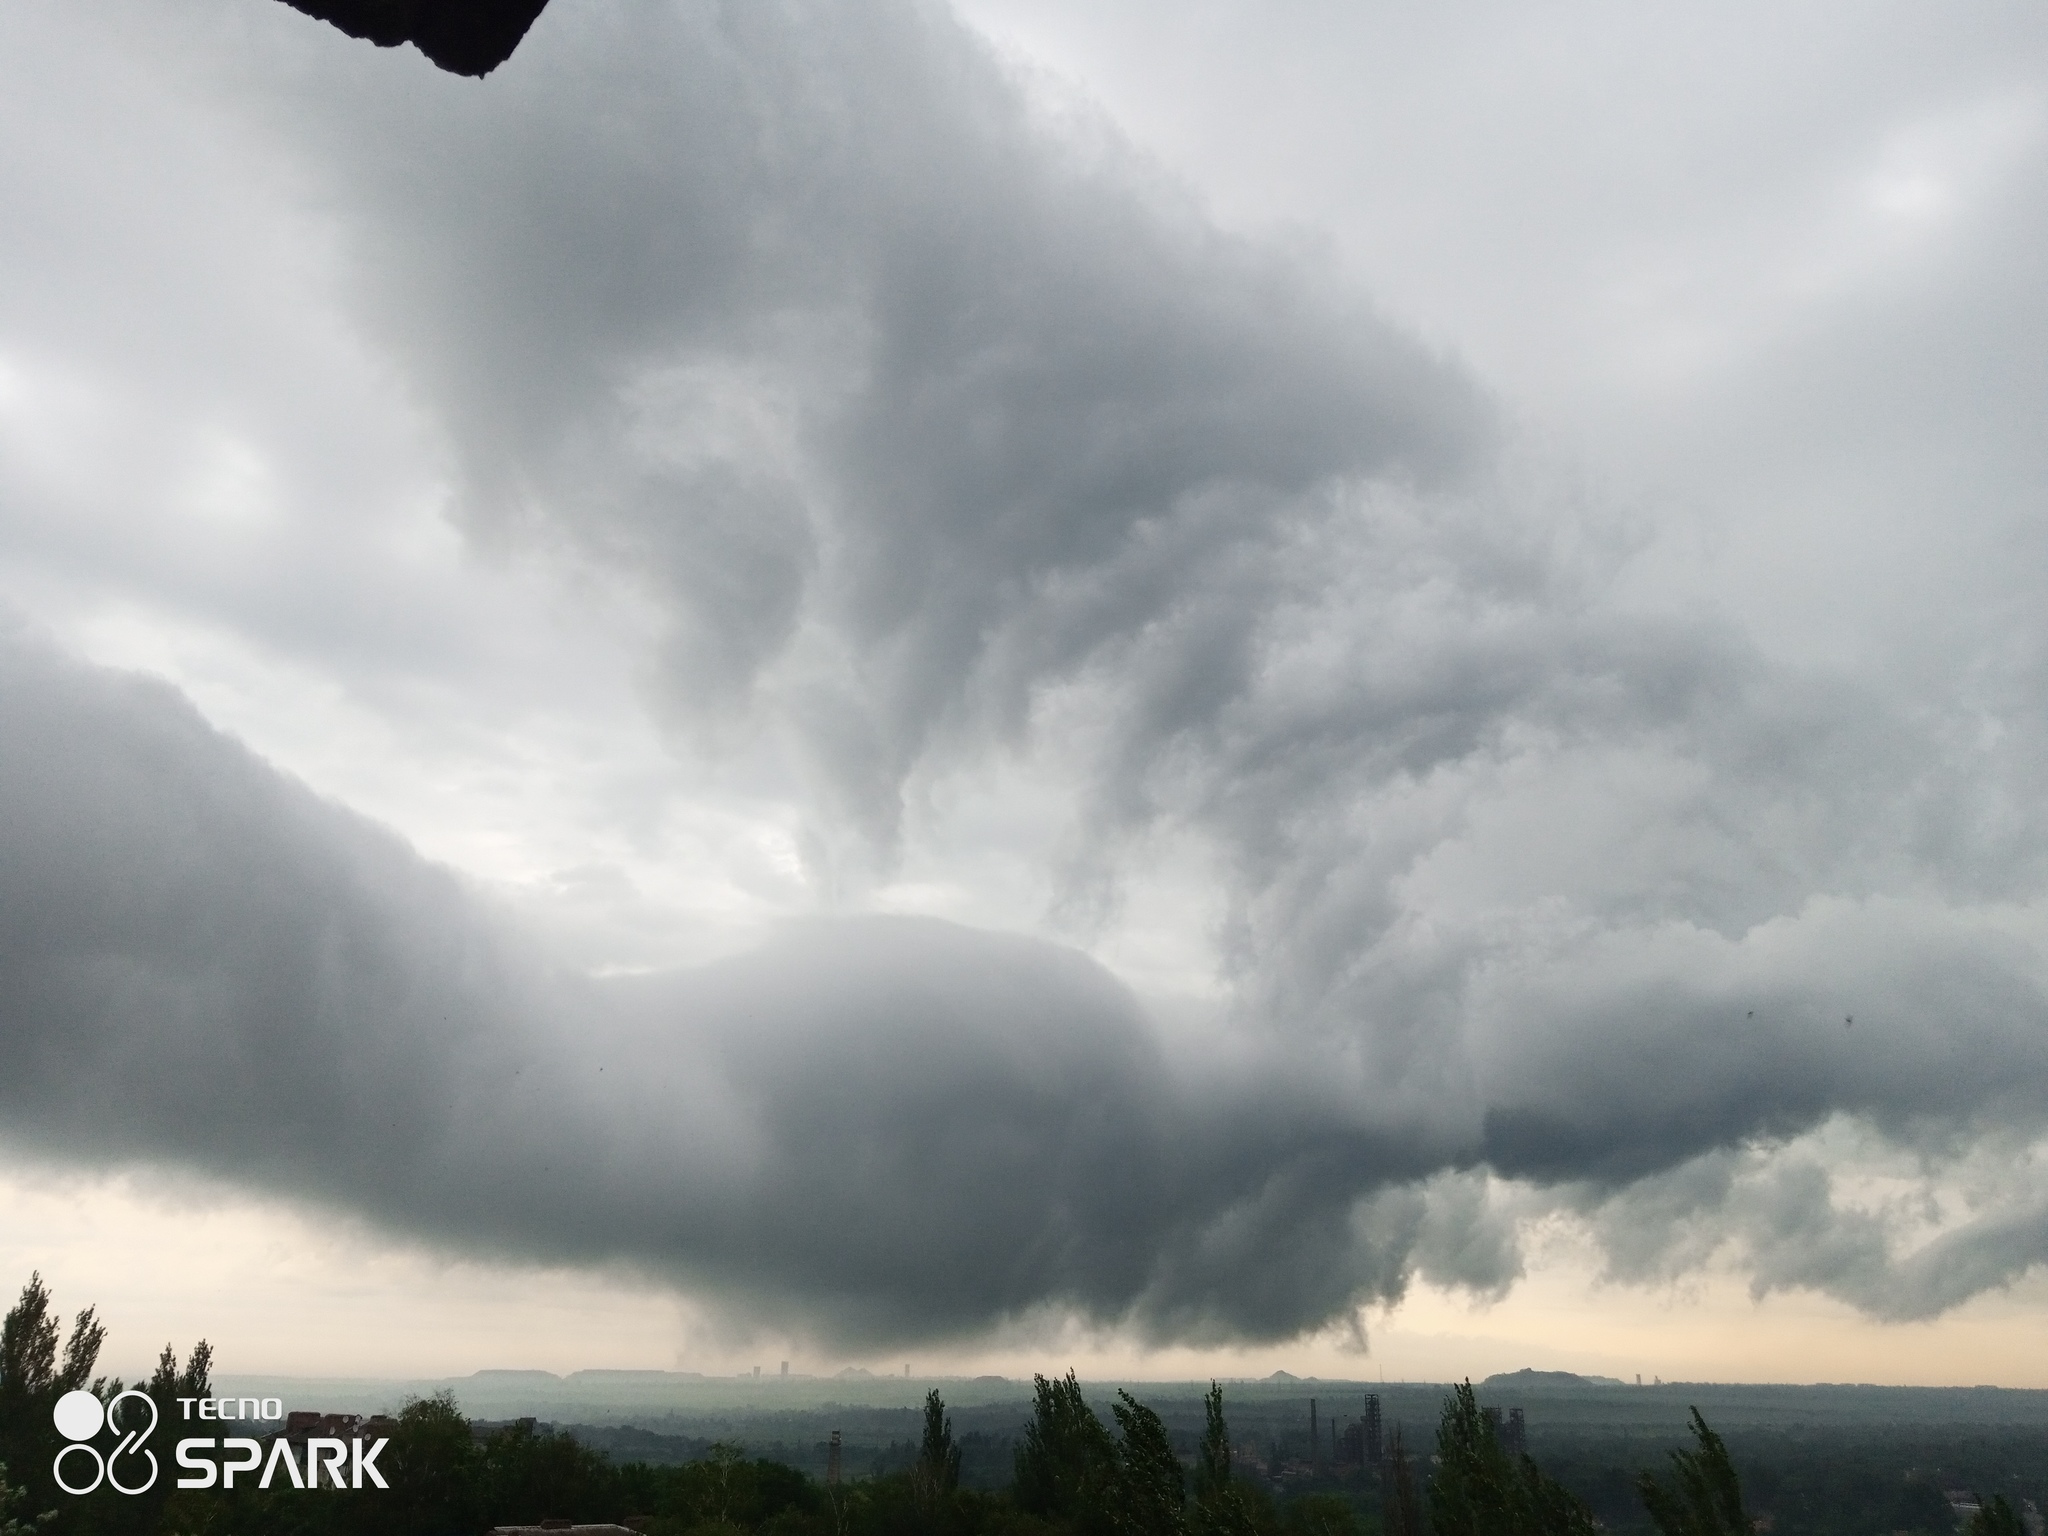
[[0, 624, 1441, 1343], [1, 0, 2046, 1348], [6, 613, 2047, 1343]]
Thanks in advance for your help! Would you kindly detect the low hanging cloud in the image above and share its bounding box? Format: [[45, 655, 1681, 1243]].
[[0, 624, 1447, 1344], [5, 623, 2048, 1345], [1, 0, 2047, 1346]]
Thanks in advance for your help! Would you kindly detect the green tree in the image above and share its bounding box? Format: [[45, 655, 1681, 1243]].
[[0, 1273, 108, 1403], [0, 1460, 52, 1536], [143, 1339, 212, 1422], [1967, 1496, 2026, 1536], [1109, 1391, 1184, 1536], [89, 1338, 215, 1536], [1193, 1384, 1231, 1505], [1383, 1428, 1423, 1536], [1636, 1409, 1753, 1536], [482, 1415, 619, 1527], [0, 1273, 112, 1526], [676, 1443, 756, 1531], [914, 1388, 963, 1518], [380, 1389, 486, 1535], [1429, 1382, 1594, 1536], [1014, 1372, 1116, 1530], [1280, 1495, 1358, 1536], [1189, 1382, 1259, 1536]]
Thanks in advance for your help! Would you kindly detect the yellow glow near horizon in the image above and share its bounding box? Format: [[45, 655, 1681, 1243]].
[[2, 1162, 2041, 1389]]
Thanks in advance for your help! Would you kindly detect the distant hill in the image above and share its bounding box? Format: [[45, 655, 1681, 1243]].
[[1480, 1368, 1626, 1391], [1267, 1370, 1302, 1383], [568, 1369, 691, 1382]]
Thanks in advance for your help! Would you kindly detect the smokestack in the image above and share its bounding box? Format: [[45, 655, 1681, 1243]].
[[828, 1430, 842, 1487], [1310, 1398, 1319, 1476]]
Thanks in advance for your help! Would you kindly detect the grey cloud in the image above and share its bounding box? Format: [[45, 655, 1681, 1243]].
[[1572, 1143, 2048, 1323], [7, 0, 2048, 1342], [1474, 906, 2048, 1185], [222, 0, 1490, 847], [6, 615, 2048, 1344], [1862, 1195, 2048, 1321], [0, 628, 1455, 1344], [219, 0, 2048, 1316]]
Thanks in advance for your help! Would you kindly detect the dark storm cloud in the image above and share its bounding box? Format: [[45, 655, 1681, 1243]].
[[0, 626, 1484, 1344], [4, 0, 2048, 1341], [6, 629, 2048, 1343]]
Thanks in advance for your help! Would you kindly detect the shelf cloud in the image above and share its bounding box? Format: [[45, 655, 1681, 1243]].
[[1, 0, 2046, 1349], [5, 618, 2046, 1345]]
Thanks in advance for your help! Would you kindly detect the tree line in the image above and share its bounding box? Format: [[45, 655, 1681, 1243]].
[[1, 1274, 2033, 1536]]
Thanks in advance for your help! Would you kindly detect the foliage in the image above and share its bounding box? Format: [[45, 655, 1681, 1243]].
[[1190, 1383, 1258, 1536], [0, 1460, 53, 1536], [1428, 1380, 1596, 1536], [1382, 1428, 1423, 1536], [1193, 1384, 1231, 1505], [23, 1279, 1986, 1536], [1968, 1496, 2026, 1536], [1277, 1494, 1358, 1536], [1636, 1409, 1754, 1536], [1108, 1391, 1184, 1536], [0, 1274, 121, 1534], [915, 1388, 964, 1519], [1014, 1373, 1117, 1530]]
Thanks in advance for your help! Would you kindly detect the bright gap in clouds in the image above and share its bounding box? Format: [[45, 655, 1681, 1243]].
[[1, 0, 2047, 1380], [5, 1161, 2044, 1387]]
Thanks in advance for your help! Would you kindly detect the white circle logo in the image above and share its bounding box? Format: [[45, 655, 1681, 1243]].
[[53, 1390, 104, 1441]]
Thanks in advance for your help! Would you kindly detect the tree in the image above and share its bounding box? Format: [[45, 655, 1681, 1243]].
[[1428, 1381, 1595, 1536], [1282, 1495, 1360, 1536], [0, 1273, 106, 1402], [1014, 1371, 1116, 1528], [1383, 1428, 1424, 1536], [1636, 1409, 1754, 1536], [145, 1338, 212, 1415], [1110, 1391, 1186, 1536], [0, 1460, 52, 1536], [1190, 1383, 1258, 1536], [382, 1389, 487, 1535], [1967, 1496, 2026, 1536], [0, 1274, 112, 1522], [914, 1388, 962, 1517], [1194, 1383, 1231, 1503]]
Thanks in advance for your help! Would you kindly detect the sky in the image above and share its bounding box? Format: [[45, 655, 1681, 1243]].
[[1, 0, 2046, 1387]]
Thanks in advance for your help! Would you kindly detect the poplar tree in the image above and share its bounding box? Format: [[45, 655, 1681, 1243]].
[[1191, 1382, 1259, 1536], [1637, 1409, 1754, 1536], [1014, 1371, 1116, 1527], [0, 1274, 111, 1521], [1384, 1428, 1424, 1536], [1429, 1381, 1596, 1536], [1110, 1390, 1186, 1536], [914, 1387, 962, 1515]]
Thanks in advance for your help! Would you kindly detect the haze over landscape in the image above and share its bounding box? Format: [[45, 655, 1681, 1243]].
[[2, 0, 2047, 1387]]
